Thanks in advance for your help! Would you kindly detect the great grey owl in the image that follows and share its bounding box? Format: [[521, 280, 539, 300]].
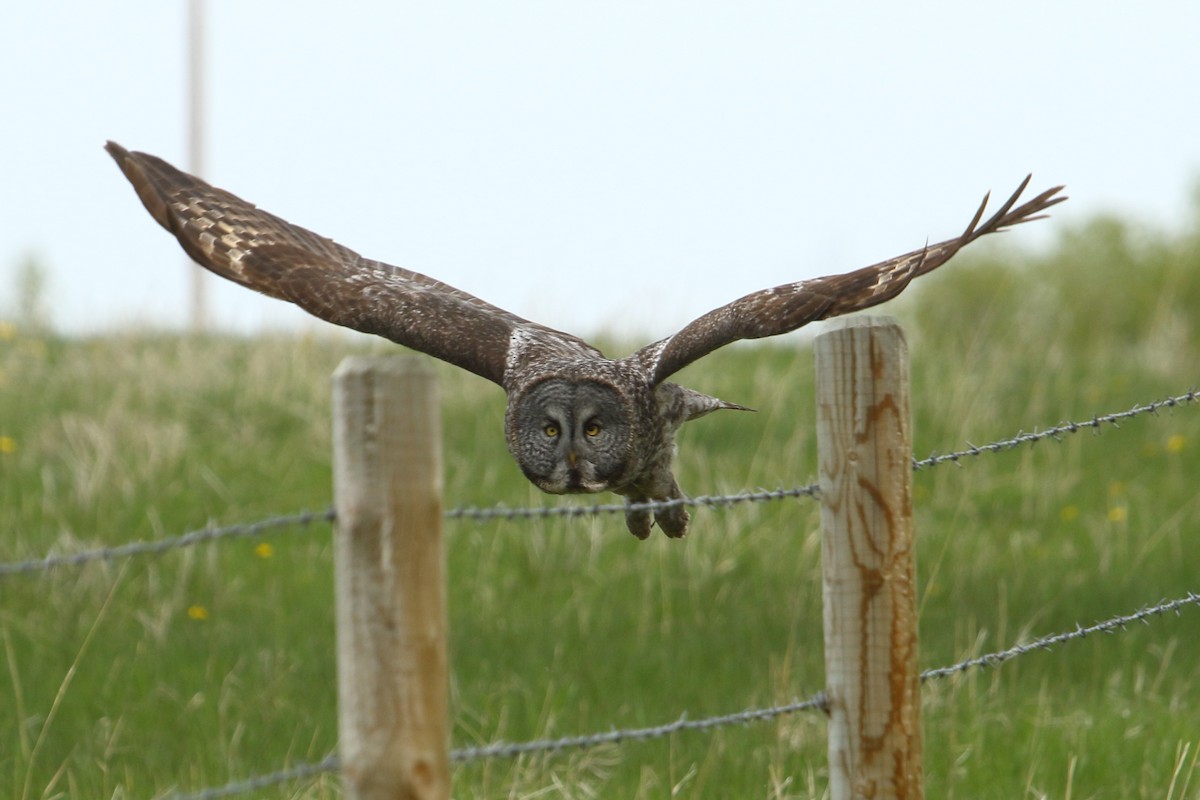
[[105, 142, 1065, 539]]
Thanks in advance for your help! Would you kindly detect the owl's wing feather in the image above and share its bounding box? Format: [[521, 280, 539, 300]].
[[106, 142, 598, 387], [633, 176, 1066, 384]]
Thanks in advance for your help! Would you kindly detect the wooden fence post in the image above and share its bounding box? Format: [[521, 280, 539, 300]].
[[332, 356, 449, 800], [815, 316, 923, 800]]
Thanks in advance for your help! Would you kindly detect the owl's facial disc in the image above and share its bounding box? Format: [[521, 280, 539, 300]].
[[508, 379, 632, 495]]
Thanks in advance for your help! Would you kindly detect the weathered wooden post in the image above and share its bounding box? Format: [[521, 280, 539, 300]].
[[815, 316, 923, 799], [332, 356, 449, 800]]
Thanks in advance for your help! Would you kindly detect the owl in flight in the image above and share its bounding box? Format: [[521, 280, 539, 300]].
[[106, 142, 1064, 539]]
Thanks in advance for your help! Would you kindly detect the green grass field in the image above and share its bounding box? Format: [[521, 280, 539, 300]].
[[2, 211, 1199, 798]]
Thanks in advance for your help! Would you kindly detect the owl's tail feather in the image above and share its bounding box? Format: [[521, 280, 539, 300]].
[[681, 387, 756, 421], [717, 399, 755, 412]]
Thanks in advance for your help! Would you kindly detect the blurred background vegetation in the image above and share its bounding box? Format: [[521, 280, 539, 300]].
[[1, 201, 1198, 798]]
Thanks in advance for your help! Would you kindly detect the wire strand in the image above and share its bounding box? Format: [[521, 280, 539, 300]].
[[2, 389, 1195, 577], [164, 754, 339, 800], [0, 509, 335, 577], [913, 390, 1198, 470], [163, 589, 1200, 797]]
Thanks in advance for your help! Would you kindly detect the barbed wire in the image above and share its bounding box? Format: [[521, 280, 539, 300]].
[[166, 696, 829, 798], [920, 591, 1200, 681], [452, 591, 1200, 762], [446, 484, 821, 522], [449, 694, 830, 763], [451, 388, 1198, 521], [913, 389, 1198, 470], [0, 509, 335, 577], [164, 754, 339, 800], [163, 589, 1200, 798], [3, 383, 1193, 795], [3, 389, 1196, 578]]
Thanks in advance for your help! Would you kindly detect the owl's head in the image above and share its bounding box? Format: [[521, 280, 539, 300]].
[[504, 377, 636, 494]]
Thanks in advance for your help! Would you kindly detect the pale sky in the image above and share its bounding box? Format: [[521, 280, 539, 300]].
[[3, 2, 1198, 341]]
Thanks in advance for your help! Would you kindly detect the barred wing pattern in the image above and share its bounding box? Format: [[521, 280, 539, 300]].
[[105, 142, 600, 386], [108, 141, 1064, 394], [633, 176, 1066, 384], [108, 142, 1065, 540]]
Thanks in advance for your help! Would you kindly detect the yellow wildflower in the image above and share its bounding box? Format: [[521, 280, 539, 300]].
[[255, 542, 275, 559], [0, 436, 16, 454], [1107, 507, 1127, 523], [1166, 434, 1185, 454], [0, 321, 14, 341], [1060, 505, 1080, 523], [187, 605, 209, 621]]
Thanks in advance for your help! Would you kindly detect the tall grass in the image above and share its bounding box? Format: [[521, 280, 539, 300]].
[[1, 207, 1199, 798]]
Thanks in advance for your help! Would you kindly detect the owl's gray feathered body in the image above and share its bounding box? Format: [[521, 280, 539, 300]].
[[502, 349, 741, 537], [105, 141, 1065, 539]]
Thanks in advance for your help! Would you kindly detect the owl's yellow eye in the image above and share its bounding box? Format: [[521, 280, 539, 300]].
[[584, 422, 601, 437], [544, 424, 560, 437]]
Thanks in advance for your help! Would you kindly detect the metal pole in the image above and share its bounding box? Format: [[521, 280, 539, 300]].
[[186, 0, 209, 331]]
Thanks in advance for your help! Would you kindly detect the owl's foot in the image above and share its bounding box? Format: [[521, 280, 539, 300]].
[[654, 503, 690, 538], [624, 503, 653, 540], [622, 502, 690, 539], [622, 480, 691, 539]]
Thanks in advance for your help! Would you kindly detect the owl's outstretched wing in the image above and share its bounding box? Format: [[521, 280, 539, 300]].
[[629, 175, 1066, 385], [105, 142, 597, 387]]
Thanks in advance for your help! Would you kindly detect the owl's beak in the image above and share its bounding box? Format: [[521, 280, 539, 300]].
[[567, 450, 578, 467]]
